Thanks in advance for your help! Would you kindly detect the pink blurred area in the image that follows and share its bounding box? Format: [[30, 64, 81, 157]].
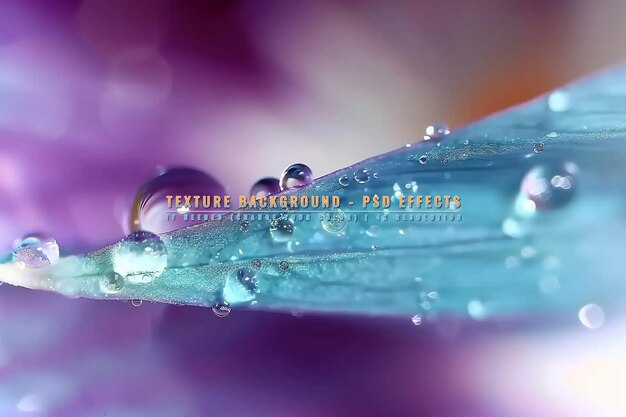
[[0, 1, 625, 416]]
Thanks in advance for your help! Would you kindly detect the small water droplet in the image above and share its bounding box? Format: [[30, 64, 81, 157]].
[[533, 143, 544, 153], [467, 299, 488, 320], [250, 177, 281, 198], [113, 231, 167, 283], [280, 163, 313, 190], [212, 300, 231, 318], [251, 258, 262, 269], [411, 314, 423, 326], [269, 217, 294, 242], [240, 221, 250, 232], [131, 299, 143, 307], [13, 234, 60, 268], [353, 168, 370, 184], [463, 139, 469, 145], [442, 158, 449, 165], [338, 175, 350, 186], [279, 260, 290, 271], [100, 272, 125, 294], [425, 124, 450, 140], [365, 225, 379, 237], [418, 155, 427, 164], [129, 167, 224, 234], [320, 209, 347, 234], [548, 91, 571, 112], [579, 303, 604, 329]]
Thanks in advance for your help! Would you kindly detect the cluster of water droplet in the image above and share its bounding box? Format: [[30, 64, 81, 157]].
[[424, 123, 450, 141]]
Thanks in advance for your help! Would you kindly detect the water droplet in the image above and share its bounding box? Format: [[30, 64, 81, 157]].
[[320, 209, 347, 234], [353, 168, 370, 184], [251, 258, 262, 269], [521, 164, 577, 210], [463, 139, 469, 145], [237, 268, 259, 294], [411, 314, 423, 326], [533, 143, 544, 153], [113, 231, 167, 283], [548, 91, 571, 112], [131, 299, 143, 307], [212, 300, 231, 318], [100, 272, 125, 294], [418, 155, 427, 164], [579, 303, 604, 329], [424, 124, 450, 140], [538, 275, 560, 294], [240, 221, 250, 232], [279, 260, 290, 271], [338, 175, 350, 186], [250, 177, 281, 198], [365, 225, 379, 237], [467, 299, 488, 320], [129, 167, 224, 234], [287, 240, 300, 252], [547, 132, 558, 138], [269, 217, 294, 242], [13, 234, 60, 268], [442, 158, 449, 165], [223, 268, 259, 304], [371, 244, 378, 251], [280, 163, 313, 190]]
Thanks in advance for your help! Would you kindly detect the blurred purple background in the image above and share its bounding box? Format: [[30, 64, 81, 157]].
[[1, 1, 625, 416]]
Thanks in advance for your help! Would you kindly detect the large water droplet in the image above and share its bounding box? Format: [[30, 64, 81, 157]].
[[418, 156, 427, 165], [212, 300, 231, 318], [100, 272, 125, 294], [250, 177, 281, 198], [320, 209, 347, 234], [129, 167, 225, 234], [338, 175, 350, 186], [13, 234, 60, 268], [280, 163, 313, 190], [113, 231, 167, 283], [579, 303, 604, 329], [521, 163, 577, 210], [424, 124, 450, 140], [533, 143, 544, 154], [353, 168, 370, 184], [411, 314, 423, 326], [269, 217, 294, 242]]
